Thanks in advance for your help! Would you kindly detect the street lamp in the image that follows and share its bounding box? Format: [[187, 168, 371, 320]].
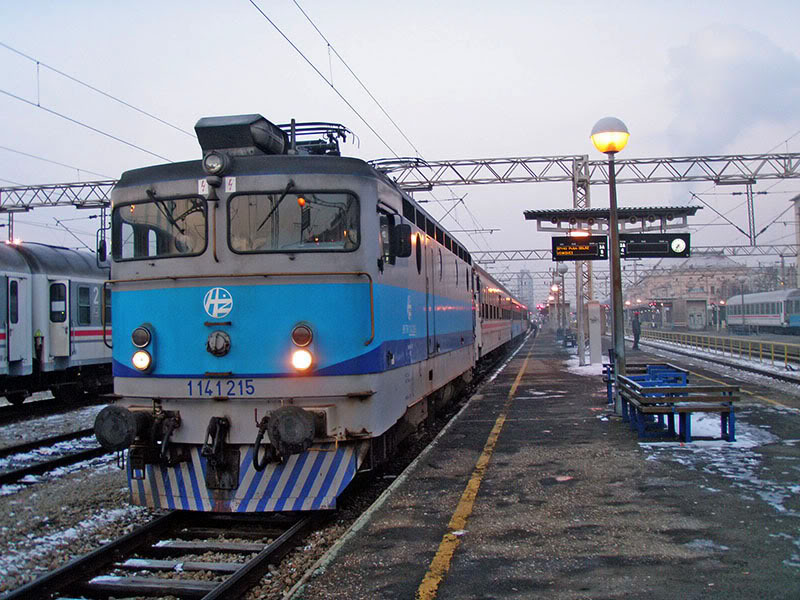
[[550, 283, 560, 334], [591, 116, 629, 414], [558, 263, 569, 331]]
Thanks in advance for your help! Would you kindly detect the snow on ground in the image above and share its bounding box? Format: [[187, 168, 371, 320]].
[[0, 504, 148, 580], [641, 413, 796, 516], [0, 453, 117, 497], [0, 405, 105, 450], [564, 356, 606, 377]]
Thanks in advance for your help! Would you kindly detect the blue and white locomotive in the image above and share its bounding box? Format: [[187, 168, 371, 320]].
[[0, 241, 111, 405], [94, 115, 528, 512]]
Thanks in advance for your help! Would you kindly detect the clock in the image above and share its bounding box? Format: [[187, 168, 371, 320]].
[[670, 238, 687, 254]]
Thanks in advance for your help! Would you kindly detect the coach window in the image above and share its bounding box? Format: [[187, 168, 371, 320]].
[[112, 196, 207, 260], [50, 283, 67, 323], [438, 250, 443, 280], [9, 280, 18, 324], [103, 288, 112, 325], [78, 286, 91, 325], [455, 260, 459, 286], [229, 191, 359, 253]]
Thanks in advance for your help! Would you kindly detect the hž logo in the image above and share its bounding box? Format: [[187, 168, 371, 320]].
[[204, 287, 233, 319]]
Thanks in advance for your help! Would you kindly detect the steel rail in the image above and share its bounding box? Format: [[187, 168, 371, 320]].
[[0, 427, 94, 459], [4, 511, 316, 600], [0, 446, 109, 485]]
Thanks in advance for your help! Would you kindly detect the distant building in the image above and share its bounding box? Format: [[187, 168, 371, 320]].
[[622, 253, 750, 330]]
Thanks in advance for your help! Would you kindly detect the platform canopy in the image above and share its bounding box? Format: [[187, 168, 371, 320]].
[[523, 206, 701, 233]]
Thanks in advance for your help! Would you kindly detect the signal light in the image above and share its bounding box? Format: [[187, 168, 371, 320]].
[[297, 196, 306, 207]]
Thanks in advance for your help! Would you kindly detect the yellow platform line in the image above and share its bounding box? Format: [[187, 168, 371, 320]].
[[689, 369, 791, 409], [416, 345, 533, 600]]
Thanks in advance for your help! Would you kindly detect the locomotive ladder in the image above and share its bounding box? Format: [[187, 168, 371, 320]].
[[5, 511, 316, 600]]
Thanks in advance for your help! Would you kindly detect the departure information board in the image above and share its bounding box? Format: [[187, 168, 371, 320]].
[[619, 233, 691, 258], [552, 235, 608, 261]]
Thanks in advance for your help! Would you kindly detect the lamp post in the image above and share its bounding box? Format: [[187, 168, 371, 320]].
[[550, 283, 560, 334], [558, 263, 569, 331], [591, 117, 629, 414]]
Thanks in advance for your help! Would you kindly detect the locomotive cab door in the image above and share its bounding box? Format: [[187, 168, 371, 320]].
[[425, 246, 438, 355], [49, 280, 70, 357], [7, 277, 28, 362]]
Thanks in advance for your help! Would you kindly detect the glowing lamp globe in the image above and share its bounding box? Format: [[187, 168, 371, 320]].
[[591, 117, 630, 154]]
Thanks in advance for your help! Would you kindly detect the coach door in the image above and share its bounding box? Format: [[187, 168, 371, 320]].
[[49, 280, 70, 357], [7, 277, 27, 362]]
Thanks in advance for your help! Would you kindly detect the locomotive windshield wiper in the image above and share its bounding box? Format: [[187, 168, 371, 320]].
[[147, 189, 186, 235], [256, 179, 295, 232]]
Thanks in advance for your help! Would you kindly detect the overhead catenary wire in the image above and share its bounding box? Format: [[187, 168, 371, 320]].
[[0, 88, 172, 162], [248, 0, 400, 159], [0, 144, 112, 179], [0, 41, 195, 138], [251, 1, 491, 251], [292, 0, 492, 250], [291, 0, 423, 158]]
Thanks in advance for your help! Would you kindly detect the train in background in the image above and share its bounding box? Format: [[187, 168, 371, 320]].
[[0, 242, 112, 405], [725, 288, 800, 334], [93, 114, 529, 513]]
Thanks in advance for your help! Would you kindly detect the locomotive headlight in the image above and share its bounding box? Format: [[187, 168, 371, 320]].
[[131, 326, 152, 348], [202, 151, 230, 175], [132, 350, 153, 372], [291, 349, 313, 371]]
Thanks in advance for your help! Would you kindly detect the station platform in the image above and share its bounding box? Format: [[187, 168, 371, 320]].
[[291, 330, 800, 600]]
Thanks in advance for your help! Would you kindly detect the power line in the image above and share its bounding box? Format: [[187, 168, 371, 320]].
[[0, 87, 172, 162], [253, 2, 492, 251], [248, 0, 400, 159], [0, 144, 112, 178], [292, 0, 422, 157], [0, 41, 195, 138]]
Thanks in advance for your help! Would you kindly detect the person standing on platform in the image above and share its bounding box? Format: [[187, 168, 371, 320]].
[[632, 312, 641, 350]]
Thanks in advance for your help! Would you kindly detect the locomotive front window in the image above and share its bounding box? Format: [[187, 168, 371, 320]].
[[112, 196, 207, 260], [228, 191, 359, 253]]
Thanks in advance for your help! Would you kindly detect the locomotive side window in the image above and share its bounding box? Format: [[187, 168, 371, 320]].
[[50, 283, 67, 323], [229, 191, 358, 253], [415, 234, 422, 274], [379, 212, 394, 265], [112, 196, 207, 260], [9, 280, 18, 324], [78, 286, 91, 325]]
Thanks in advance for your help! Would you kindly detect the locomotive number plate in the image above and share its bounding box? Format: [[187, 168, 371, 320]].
[[186, 378, 255, 397]]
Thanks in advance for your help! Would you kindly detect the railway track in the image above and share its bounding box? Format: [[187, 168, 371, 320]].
[[4, 511, 317, 600], [0, 393, 109, 425], [0, 428, 110, 486]]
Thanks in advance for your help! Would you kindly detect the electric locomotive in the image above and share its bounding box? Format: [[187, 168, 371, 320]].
[[94, 114, 527, 512], [0, 241, 112, 405]]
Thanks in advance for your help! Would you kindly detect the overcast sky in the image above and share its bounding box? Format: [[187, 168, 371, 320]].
[[2, 1, 799, 296]]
